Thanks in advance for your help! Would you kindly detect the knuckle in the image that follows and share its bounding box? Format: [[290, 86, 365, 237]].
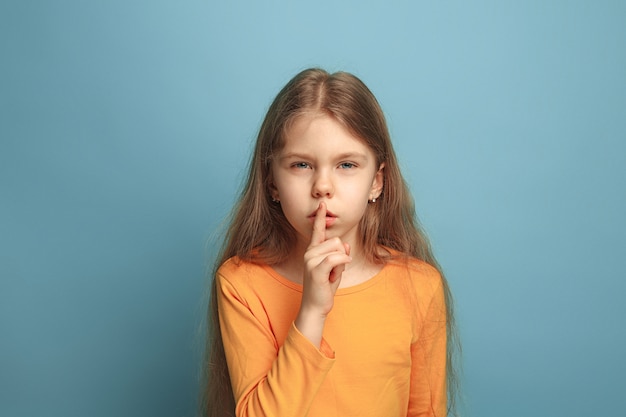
[[305, 257, 318, 270], [330, 237, 344, 249], [322, 254, 340, 267]]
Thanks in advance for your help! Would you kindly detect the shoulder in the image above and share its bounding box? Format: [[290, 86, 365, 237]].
[[216, 256, 270, 288], [217, 256, 264, 275], [216, 256, 299, 316], [385, 252, 442, 281], [384, 256, 447, 329], [383, 254, 443, 295]]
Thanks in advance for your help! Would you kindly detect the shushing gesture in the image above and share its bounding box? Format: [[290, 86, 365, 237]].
[[295, 202, 352, 347]]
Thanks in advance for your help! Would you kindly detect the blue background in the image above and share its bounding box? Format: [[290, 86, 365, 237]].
[[2, 1, 625, 416]]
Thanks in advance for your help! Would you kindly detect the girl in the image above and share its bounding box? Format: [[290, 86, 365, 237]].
[[202, 68, 459, 417]]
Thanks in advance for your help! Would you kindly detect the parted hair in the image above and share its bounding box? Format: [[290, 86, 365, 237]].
[[201, 68, 460, 416]]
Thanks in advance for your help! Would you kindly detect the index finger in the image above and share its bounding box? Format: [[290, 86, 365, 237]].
[[310, 202, 326, 246]]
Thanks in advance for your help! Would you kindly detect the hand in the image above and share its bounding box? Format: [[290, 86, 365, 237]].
[[295, 202, 351, 347]]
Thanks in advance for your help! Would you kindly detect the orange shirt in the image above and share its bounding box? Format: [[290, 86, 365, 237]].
[[216, 255, 447, 417]]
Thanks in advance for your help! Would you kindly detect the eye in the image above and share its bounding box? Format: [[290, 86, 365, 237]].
[[339, 162, 356, 169], [292, 162, 311, 169]]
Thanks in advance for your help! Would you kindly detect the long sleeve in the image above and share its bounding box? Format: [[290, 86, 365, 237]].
[[216, 269, 335, 417], [215, 256, 450, 417], [408, 276, 447, 417]]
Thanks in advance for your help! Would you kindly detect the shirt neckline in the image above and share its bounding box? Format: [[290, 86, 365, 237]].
[[261, 262, 389, 295]]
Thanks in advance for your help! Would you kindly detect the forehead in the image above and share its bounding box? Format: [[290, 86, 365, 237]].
[[280, 113, 373, 154]]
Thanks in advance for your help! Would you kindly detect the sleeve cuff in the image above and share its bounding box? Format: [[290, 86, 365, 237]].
[[288, 322, 336, 360]]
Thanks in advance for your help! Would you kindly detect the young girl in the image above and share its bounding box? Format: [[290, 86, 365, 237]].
[[203, 68, 459, 417]]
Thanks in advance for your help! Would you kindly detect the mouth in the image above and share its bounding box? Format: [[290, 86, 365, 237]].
[[308, 209, 337, 217], [308, 209, 337, 222]]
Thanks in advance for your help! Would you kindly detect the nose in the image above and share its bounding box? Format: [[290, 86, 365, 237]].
[[312, 169, 334, 198]]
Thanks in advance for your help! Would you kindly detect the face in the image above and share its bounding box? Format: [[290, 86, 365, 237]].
[[270, 113, 384, 251]]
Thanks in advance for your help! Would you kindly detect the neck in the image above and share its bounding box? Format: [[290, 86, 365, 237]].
[[273, 238, 376, 287]]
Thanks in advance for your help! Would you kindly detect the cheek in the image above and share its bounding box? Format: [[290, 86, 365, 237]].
[[275, 178, 302, 202], [347, 180, 374, 201]]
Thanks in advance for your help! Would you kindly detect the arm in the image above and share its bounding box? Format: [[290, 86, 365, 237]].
[[295, 201, 351, 347], [217, 273, 335, 417], [407, 276, 447, 417], [217, 202, 350, 416]]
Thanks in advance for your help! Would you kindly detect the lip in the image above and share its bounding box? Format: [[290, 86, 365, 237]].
[[308, 209, 337, 226], [308, 208, 337, 218]]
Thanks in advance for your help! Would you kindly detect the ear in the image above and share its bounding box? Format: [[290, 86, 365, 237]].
[[369, 163, 385, 200], [268, 176, 280, 202]]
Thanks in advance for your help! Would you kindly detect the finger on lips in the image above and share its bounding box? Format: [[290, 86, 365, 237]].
[[307, 202, 351, 285], [311, 202, 327, 245]]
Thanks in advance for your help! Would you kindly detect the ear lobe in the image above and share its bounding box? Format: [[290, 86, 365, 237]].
[[267, 173, 280, 201], [268, 183, 279, 201]]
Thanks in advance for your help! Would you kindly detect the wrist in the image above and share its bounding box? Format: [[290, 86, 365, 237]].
[[295, 307, 327, 348]]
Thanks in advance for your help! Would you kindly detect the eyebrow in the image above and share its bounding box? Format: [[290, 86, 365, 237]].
[[279, 152, 369, 161]]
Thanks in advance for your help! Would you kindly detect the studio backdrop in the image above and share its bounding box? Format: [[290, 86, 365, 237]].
[[1, 1, 625, 416]]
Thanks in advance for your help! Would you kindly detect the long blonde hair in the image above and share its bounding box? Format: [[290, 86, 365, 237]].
[[201, 68, 460, 416]]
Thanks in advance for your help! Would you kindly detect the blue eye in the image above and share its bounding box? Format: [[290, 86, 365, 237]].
[[292, 162, 310, 169], [339, 162, 356, 169]]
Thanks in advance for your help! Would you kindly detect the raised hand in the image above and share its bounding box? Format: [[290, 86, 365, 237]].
[[295, 202, 351, 347]]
